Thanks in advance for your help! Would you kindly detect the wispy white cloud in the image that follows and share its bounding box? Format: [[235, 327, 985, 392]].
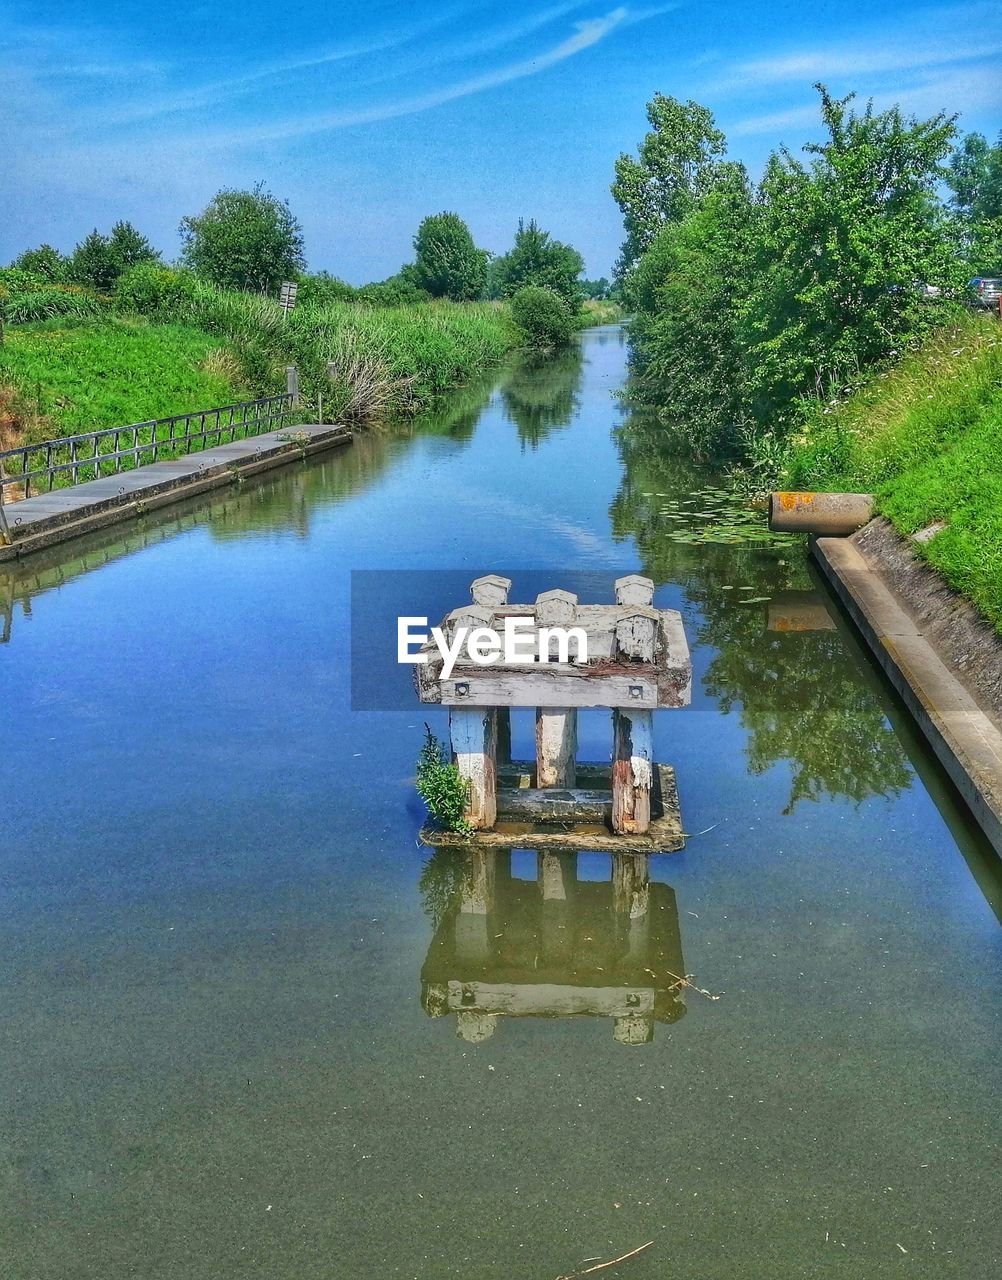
[[94, 6, 476, 125], [717, 3, 1002, 138], [711, 3, 1001, 91], [190, 6, 663, 147]]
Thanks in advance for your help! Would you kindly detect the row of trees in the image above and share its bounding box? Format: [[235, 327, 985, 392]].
[[10, 188, 590, 312], [612, 87, 1002, 457]]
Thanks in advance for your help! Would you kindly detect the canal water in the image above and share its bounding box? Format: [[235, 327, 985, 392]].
[[2, 328, 999, 1279]]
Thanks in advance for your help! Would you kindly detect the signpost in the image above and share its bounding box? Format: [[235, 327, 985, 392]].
[[279, 281, 299, 317]]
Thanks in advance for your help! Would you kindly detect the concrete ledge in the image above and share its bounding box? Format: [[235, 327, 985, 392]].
[[0, 424, 351, 562], [812, 528, 1002, 858]]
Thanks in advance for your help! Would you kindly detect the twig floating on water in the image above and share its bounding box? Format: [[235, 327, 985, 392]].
[[555, 1240, 654, 1280]]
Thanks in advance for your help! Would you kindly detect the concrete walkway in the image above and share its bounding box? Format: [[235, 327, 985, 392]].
[[0, 423, 351, 562], [813, 532, 1002, 859]]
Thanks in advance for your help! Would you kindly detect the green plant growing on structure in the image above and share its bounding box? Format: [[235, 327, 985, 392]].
[[416, 727, 471, 834]]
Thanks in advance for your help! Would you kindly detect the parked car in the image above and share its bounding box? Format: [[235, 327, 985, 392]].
[[885, 280, 944, 300], [968, 277, 1002, 309]]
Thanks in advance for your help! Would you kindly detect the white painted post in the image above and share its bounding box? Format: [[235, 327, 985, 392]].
[[535, 707, 577, 787], [612, 707, 654, 834], [449, 707, 498, 830], [285, 365, 300, 405]]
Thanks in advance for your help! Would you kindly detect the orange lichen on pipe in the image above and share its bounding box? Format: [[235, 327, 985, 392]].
[[769, 492, 874, 536]]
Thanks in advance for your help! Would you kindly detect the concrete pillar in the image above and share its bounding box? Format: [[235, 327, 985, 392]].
[[535, 707, 577, 787], [612, 708, 653, 834], [449, 707, 497, 830]]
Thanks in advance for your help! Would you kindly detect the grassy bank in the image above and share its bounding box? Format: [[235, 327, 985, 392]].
[[0, 269, 521, 452], [578, 298, 625, 327], [784, 312, 1002, 632], [0, 317, 246, 449]]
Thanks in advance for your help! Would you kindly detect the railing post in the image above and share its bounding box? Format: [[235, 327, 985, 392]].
[[0, 490, 10, 546], [286, 365, 300, 406]]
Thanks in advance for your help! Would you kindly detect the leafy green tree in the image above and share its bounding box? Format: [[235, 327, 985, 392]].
[[69, 230, 120, 291], [627, 167, 754, 455], [411, 213, 488, 300], [68, 222, 159, 291], [948, 131, 1002, 222], [11, 244, 67, 281], [179, 184, 306, 293], [108, 221, 160, 273], [580, 277, 612, 299], [612, 94, 728, 274], [492, 219, 584, 305], [740, 86, 962, 423]]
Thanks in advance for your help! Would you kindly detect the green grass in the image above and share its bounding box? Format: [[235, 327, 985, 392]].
[[287, 299, 520, 419], [785, 312, 1002, 631], [0, 316, 245, 446], [578, 298, 625, 327]]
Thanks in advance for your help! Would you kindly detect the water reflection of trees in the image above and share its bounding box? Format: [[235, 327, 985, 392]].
[[500, 344, 584, 449], [410, 373, 499, 443], [610, 420, 912, 812]]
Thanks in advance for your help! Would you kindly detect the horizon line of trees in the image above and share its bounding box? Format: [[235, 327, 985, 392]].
[[7, 187, 605, 314], [610, 84, 1002, 459]]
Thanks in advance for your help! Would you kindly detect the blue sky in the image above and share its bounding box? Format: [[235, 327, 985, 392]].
[[2, 1, 1000, 281]]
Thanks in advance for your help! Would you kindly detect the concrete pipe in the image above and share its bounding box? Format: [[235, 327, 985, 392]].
[[769, 491, 874, 536]]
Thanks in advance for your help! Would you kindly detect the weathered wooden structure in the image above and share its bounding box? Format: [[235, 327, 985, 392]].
[[416, 574, 691, 852], [420, 848, 687, 1044]]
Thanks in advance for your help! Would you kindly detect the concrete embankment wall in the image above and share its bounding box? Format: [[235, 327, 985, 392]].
[[812, 519, 1002, 859]]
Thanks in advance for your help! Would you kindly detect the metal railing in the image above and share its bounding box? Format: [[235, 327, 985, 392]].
[[0, 393, 297, 505]]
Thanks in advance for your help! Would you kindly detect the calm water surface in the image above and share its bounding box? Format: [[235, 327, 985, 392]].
[[2, 328, 999, 1279]]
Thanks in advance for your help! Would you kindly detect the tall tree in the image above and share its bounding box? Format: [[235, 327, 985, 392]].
[[108, 221, 160, 273], [411, 212, 488, 300], [612, 94, 728, 274], [179, 184, 306, 293], [69, 231, 120, 291], [741, 86, 961, 420], [947, 131, 1002, 222], [491, 220, 584, 305]]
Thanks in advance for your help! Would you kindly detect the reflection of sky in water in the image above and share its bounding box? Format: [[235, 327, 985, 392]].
[[1, 327, 999, 1279]]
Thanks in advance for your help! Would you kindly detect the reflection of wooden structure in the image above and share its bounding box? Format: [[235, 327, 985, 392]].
[[416, 575, 691, 853], [421, 850, 687, 1044]]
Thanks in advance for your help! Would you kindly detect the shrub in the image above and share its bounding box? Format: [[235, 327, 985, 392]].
[[297, 272, 359, 308], [116, 264, 200, 317], [511, 285, 574, 347], [357, 274, 430, 307], [415, 728, 471, 834]]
